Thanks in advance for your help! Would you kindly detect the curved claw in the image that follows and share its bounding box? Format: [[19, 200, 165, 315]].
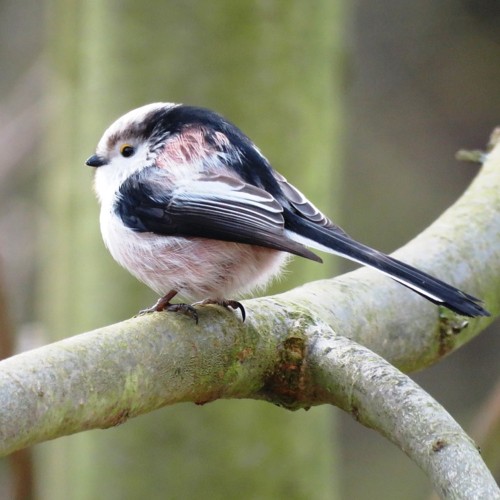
[[194, 299, 246, 322], [224, 300, 246, 322]]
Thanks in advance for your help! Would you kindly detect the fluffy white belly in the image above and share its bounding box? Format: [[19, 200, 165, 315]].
[[100, 208, 290, 301]]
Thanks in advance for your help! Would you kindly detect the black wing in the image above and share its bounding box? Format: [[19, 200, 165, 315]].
[[116, 168, 322, 262]]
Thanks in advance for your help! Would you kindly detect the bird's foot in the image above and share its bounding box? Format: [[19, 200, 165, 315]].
[[137, 292, 244, 323], [164, 303, 199, 324], [193, 298, 246, 322], [137, 291, 199, 324]]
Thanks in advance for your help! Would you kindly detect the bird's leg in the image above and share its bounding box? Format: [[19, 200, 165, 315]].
[[139, 290, 199, 323], [193, 298, 246, 322], [143, 290, 178, 312]]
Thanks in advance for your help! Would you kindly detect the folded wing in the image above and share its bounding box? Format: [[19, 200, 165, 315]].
[[116, 168, 322, 262]]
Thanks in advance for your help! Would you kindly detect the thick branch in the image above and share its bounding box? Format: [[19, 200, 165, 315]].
[[275, 137, 500, 371], [0, 311, 286, 455], [307, 326, 500, 499], [0, 135, 499, 496], [1, 314, 498, 498]]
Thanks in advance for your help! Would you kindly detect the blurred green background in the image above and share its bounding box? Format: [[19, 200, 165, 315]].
[[1, 1, 499, 498]]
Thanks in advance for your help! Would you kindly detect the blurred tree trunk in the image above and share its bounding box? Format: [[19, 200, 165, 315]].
[[38, 1, 344, 498]]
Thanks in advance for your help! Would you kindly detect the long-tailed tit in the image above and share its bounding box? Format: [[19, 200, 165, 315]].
[[86, 103, 489, 321]]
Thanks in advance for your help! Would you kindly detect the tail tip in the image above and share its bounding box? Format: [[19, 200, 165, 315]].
[[443, 299, 490, 318]]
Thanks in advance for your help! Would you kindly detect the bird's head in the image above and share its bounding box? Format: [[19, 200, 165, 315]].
[[86, 102, 178, 201]]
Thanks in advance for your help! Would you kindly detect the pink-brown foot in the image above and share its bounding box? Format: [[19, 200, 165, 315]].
[[138, 290, 200, 324]]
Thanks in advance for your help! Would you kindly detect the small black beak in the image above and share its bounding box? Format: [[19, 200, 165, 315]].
[[86, 154, 108, 167]]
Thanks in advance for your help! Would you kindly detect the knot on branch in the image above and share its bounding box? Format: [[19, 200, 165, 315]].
[[260, 334, 309, 410], [258, 316, 319, 410]]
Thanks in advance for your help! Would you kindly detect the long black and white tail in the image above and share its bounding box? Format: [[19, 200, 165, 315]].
[[288, 219, 489, 318]]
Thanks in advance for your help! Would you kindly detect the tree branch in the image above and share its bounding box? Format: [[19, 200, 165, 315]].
[[307, 327, 500, 499], [0, 132, 499, 496], [276, 132, 500, 371]]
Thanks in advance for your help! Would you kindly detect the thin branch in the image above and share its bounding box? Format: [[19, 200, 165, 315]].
[[469, 377, 500, 475], [0, 264, 15, 362]]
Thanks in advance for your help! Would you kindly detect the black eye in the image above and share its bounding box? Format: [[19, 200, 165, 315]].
[[120, 144, 135, 158]]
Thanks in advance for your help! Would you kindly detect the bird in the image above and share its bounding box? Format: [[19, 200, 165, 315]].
[[86, 102, 489, 321]]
